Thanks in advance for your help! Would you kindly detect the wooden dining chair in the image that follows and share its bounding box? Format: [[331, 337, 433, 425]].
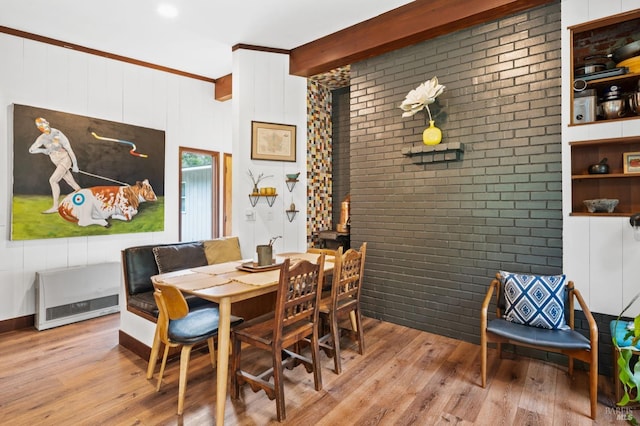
[[307, 247, 337, 255], [146, 282, 242, 415], [307, 247, 336, 292], [318, 242, 366, 374], [230, 254, 325, 422]]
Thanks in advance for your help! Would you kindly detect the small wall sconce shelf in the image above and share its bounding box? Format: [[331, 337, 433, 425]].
[[285, 173, 300, 221], [401, 142, 464, 164], [285, 179, 298, 192], [285, 209, 299, 222], [248, 194, 277, 207]]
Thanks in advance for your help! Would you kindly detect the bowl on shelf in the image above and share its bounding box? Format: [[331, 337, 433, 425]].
[[286, 172, 300, 180], [583, 198, 619, 213]]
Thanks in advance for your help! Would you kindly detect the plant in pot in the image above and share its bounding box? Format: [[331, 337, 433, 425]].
[[248, 169, 273, 195], [613, 293, 640, 424]]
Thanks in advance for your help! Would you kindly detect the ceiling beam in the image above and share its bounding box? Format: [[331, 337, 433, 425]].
[[289, 0, 556, 77], [214, 74, 232, 101]]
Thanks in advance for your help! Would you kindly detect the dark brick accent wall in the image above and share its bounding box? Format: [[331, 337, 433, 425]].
[[346, 1, 616, 377], [350, 0, 563, 341], [331, 86, 351, 228]]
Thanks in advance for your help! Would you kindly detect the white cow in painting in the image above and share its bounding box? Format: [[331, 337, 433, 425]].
[[58, 179, 157, 227]]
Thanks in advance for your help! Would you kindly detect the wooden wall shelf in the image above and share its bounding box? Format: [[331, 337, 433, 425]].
[[401, 142, 464, 164], [248, 194, 277, 207]]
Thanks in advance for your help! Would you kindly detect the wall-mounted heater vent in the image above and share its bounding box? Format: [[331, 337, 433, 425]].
[[35, 262, 121, 330]]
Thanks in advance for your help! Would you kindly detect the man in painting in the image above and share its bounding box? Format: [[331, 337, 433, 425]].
[[28, 117, 81, 213]]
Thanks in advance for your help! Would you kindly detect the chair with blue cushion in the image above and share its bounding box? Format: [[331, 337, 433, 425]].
[[480, 271, 598, 419], [146, 282, 243, 415]]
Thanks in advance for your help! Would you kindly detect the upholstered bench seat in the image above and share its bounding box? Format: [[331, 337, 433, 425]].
[[487, 318, 591, 350], [128, 290, 214, 319], [122, 238, 242, 322]]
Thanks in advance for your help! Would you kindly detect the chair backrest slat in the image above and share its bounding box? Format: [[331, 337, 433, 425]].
[[331, 243, 366, 310], [275, 256, 325, 338]]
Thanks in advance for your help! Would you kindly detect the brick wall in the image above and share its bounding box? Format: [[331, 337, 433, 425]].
[[347, 1, 618, 376], [331, 86, 351, 228], [350, 1, 563, 341]]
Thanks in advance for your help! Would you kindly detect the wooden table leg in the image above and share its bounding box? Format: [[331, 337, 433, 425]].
[[349, 311, 357, 331], [216, 297, 231, 426]]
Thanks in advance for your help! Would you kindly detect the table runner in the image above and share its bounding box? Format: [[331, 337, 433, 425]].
[[191, 260, 249, 276], [232, 269, 281, 286], [159, 273, 232, 290]]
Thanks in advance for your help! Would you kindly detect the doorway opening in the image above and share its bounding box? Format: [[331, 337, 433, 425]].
[[179, 148, 220, 241]]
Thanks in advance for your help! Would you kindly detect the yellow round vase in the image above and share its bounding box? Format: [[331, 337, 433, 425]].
[[422, 120, 442, 145]]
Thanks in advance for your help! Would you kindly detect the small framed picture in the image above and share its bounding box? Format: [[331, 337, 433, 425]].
[[624, 152, 640, 174], [251, 121, 296, 162]]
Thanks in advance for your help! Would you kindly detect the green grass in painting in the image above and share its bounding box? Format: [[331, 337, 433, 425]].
[[11, 195, 164, 240]]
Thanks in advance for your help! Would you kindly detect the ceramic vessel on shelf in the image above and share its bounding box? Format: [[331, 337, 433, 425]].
[[423, 120, 442, 145], [286, 172, 300, 180], [583, 198, 619, 213], [601, 99, 626, 120]]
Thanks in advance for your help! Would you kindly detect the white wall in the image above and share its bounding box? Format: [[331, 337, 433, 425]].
[[0, 32, 232, 342], [231, 49, 308, 260], [562, 0, 640, 315]]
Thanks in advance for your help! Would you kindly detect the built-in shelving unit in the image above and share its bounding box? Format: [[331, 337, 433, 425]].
[[570, 136, 640, 216], [569, 10, 640, 126], [568, 11, 640, 218]]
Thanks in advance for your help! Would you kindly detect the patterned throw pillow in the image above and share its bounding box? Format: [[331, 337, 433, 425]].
[[499, 271, 568, 330]]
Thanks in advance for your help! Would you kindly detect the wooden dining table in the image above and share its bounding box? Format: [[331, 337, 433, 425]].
[[151, 251, 333, 426]]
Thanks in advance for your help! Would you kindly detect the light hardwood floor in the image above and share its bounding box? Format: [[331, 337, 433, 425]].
[[0, 313, 626, 425]]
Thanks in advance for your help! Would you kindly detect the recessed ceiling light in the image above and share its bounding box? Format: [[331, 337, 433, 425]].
[[157, 4, 178, 18]]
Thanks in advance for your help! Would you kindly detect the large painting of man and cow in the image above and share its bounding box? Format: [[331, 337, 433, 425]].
[[11, 104, 165, 240]]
